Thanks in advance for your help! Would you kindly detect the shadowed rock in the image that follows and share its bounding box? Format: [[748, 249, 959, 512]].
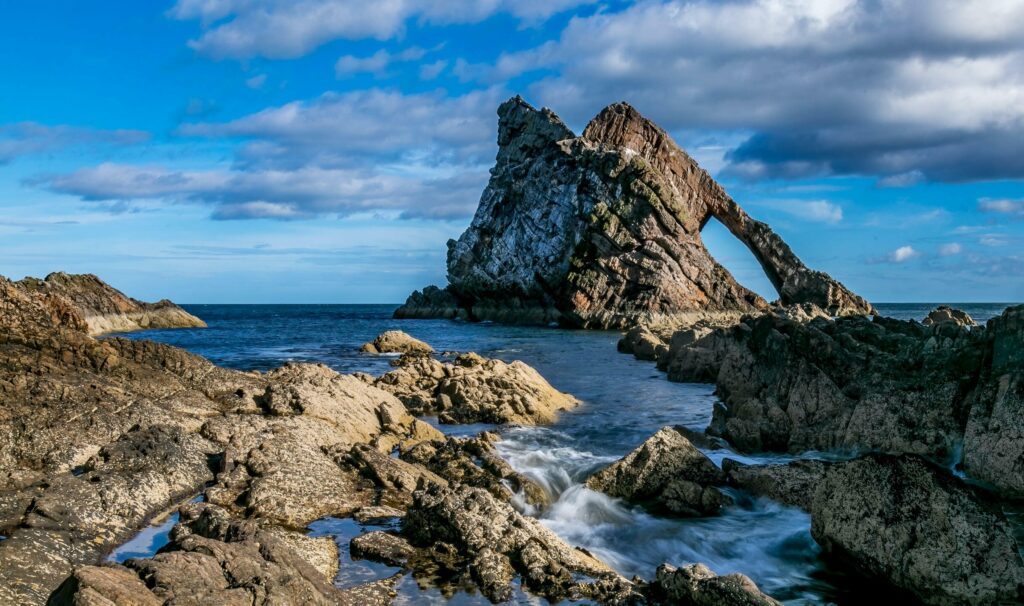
[[397, 97, 872, 328], [811, 455, 1024, 605], [587, 426, 730, 517]]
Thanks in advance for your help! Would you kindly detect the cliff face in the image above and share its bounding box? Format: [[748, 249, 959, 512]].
[[16, 272, 205, 336], [397, 97, 873, 328]]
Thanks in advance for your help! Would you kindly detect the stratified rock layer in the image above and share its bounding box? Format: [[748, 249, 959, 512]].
[[17, 272, 205, 335], [397, 97, 872, 328]]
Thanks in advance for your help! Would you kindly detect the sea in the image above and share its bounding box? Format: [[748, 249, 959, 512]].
[[109, 302, 1016, 605]]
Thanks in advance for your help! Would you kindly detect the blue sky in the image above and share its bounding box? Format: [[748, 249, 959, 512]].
[[1, 0, 1022, 303]]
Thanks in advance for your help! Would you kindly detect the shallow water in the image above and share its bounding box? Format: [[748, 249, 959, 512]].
[[116, 302, 1016, 604]]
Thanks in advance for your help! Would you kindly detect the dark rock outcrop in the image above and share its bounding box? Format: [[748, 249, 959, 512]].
[[722, 458, 830, 511], [811, 455, 1024, 605], [587, 427, 731, 516], [16, 272, 205, 335], [397, 97, 872, 328], [664, 305, 1024, 498]]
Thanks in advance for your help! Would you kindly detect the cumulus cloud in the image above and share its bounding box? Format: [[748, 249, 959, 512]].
[[179, 87, 501, 168], [482, 0, 1024, 183], [887, 245, 920, 263], [170, 0, 596, 59], [0, 123, 149, 164]]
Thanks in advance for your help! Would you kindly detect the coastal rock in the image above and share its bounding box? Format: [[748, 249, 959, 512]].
[[392, 285, 462, 320], [350, 531, 415, 567], [17, 272, 205, 336], [360, 330, 434, 355], [649, 563, 782, 605], [617, 326, 667, 361], [587, 427, 730, 516], [668, 312, 982, 458], [962, 305, 1024, 495], [811, 454, 1024, 605], [375, 352, 579, 425], [722, 458, 830, 511], [48, 565, 162, 606], [922, 305, 976, 327], [397, 97, 872, 328], [402, 483, 624, 602]]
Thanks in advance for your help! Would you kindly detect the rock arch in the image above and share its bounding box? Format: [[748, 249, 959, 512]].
[[397, 97, 873, 328]]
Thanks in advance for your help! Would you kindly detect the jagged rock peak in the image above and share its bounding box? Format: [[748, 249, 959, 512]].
[[397, 96, 874, 328]]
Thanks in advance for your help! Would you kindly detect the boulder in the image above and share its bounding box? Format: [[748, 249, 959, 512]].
[[722, 458, 830, 511], [810, 455, 1024, 605], [396, 97, 872, 328], [360, 330, 434, 355], [649, 563, 782, 605], [922, 305, 976, 327], [375, 353, 579, 425], [587, 427, 730, 516], [402, 484, 626, 602], [350, 531, 415, 567]]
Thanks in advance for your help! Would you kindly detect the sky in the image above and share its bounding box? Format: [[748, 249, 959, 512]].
[[0, 0, 1022, 304]]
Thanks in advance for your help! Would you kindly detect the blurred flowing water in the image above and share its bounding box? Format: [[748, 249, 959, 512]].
[[118, 302, 1015, 604]]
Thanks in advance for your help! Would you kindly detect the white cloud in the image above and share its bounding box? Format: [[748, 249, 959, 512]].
[[170, 0, 596, 59], [939, 243, 962, 256], [756, 199, 843, 224], [334, 47, 427, 77], [419, 59, 448, 80], [41, 162, 488, 221], [888, 245, 920, 263], [979, 197, 1024, 215], [245, 74, 267, 89]]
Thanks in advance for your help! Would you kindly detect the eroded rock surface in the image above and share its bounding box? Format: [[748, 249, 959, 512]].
[[649, 563, 782, 606], [397, 97, 872, 327], [722, 458, 830, 511], [923, 305, 976, 327], [17, 272, 205, 336], [811, 455, 1024, 605], [375, 352, 579, 425], [587, 427, 730, 516], [360, 330, 434, 355]]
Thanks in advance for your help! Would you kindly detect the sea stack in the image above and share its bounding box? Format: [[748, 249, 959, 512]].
[[396, 97, 873, 329]]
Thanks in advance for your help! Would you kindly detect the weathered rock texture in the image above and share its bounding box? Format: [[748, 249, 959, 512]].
[[374, 352, 579, 425], [811, 455, 1024, 605], [360, 330, 434, 355], [16, 272, 205, 336], [587, 427, 730, 516], [649, 563, 782, 606], [397, 97, 872, 328], [923, 305, 976, 327], [665, 306, 1024, 498]]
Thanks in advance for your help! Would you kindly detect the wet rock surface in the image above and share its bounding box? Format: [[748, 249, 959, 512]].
[[397, 97, 871, 328], [811, 455, 1024, 605], [375, 351, 579, 425], [587, 427, 730, 516], [722, 458, 829, 511], [648, 563, 782, 606]]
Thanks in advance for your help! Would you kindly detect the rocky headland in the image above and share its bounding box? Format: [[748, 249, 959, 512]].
[[16, 272, 205, 336], [396, 97, 872, 328]]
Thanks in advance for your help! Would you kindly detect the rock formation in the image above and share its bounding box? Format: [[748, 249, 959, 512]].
[[811, 455, 1024, 605], [16, 272, 205, 335], [663, 305, 1024, 498], [374, 351, 580, 425], [587, 426, 730, 516], [923, 305, 976, 327], [397, 97, 873, 328], [360, 330, 434, 355], [648, 563, 782, 606]]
